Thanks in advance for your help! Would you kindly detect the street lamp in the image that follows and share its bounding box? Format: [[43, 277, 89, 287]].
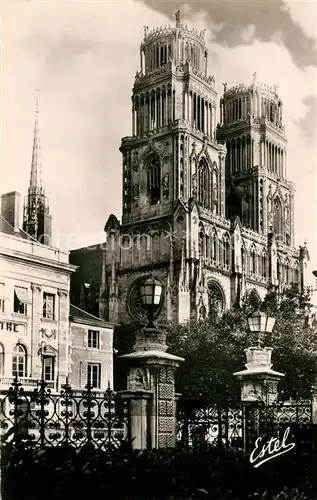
[[248, 310, 275, 347], [139, 276, 163, 328]]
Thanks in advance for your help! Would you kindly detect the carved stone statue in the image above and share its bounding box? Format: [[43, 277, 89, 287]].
[[192, 174, 197, 196], [199, 304, 207, 320], [163, 173, 169, 189], [128, 368, 150, 391], [162, 173, 169, 200], [133, 184, 139, 206]]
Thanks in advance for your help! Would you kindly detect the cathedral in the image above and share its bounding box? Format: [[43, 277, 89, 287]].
[[97, 13, 309, 326]]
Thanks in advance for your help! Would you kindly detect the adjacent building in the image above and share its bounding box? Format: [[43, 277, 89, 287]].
[[69, 305, 114, 390], [0, 191, 75, 391], [0, 100, 115, 392]]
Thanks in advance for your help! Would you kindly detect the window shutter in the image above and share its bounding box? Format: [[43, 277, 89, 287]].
[[80, 361, 88, 389]]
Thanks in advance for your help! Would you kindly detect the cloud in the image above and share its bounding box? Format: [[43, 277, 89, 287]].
[[137, 0, 317, 69], [296, 95, 317, 146], [1, 0, 316, 282]]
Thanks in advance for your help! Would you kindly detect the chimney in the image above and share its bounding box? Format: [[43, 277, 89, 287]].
[[1, 191, 21, 232]]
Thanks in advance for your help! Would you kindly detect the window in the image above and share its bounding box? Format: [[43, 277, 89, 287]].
[[87, 363, 101, 389], [198, 159, 210, 209], [43, 293, 55, 320], [12, 344, 27, 378], [147, 152, 161, 205], [88, 330, 100, 349], [0, 283, 4, 313], [0, 343, 4, 375], [14, 286, 29, 315], [43, 356, 54, 381], [273, 197, 283, 238]]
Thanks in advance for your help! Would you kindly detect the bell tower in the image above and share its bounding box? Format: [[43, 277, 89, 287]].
[[103, 15, 304, 328], [217, 74, 294, 247], [120, 10, 225, 223], [105, 12, 227, 325]]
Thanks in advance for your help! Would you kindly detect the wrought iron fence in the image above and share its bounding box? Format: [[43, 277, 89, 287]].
[[177, 398, 314, 455], [0, 378, 131, 451], [177, 400, 244, 450], [245, 401, 314, 455]]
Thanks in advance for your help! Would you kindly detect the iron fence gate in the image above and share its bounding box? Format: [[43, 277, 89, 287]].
[[0, 378, 130, 451], [177, 398, 315, 456]]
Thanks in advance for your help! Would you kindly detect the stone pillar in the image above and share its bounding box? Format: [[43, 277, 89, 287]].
[[233, 345, 284, 405], [118, 326, 184, 450]]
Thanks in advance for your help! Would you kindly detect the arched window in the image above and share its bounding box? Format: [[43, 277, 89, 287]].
[[212, 168, 219, 214], [205, 235, 210, 261], [261, 251, 267, 278], [273, 197, 283, 239], [241, 245, 245, 272], [223, 234, 230, 268], [146, 152, 161, 205], [199, 229, 205, 259], [294, 263, 299, 284], [277, 259, 281, 282], [12, 344, 27, 378], [211, 229, 218, 263], [0, 343, 4, 375], [198, 159, 210, 209], [250, 246, 257, 275], [285, 259, 290, 284]]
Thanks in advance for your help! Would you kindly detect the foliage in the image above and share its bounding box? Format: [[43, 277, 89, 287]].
[[167, 284, 317, 401], [1, 442, 315, 500]]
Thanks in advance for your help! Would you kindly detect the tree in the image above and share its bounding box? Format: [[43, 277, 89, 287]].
[[167, 284, 317, 402]]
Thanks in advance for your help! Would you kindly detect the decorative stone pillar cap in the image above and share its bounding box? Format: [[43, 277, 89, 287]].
[[245, 346, 273, 370]]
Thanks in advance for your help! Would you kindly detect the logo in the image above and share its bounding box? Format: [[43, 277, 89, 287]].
[[250, 427, 295, 468]]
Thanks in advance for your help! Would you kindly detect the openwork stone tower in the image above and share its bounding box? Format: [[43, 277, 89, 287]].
[[103, 13, 308, 326]]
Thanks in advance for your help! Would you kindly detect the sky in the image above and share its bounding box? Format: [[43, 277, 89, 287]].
[[1, 0, 317, 284]]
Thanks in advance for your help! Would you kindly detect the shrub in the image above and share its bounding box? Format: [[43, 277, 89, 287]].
[[1, 443, 315, 500]]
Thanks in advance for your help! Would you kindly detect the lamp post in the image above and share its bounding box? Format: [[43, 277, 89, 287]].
[[247, 310, 276, 348], [139, 276, 163, 328], [234, 309, 284, 406], [118, 275, 184, 450]]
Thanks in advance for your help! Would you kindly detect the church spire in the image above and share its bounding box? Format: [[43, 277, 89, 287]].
[[29, 93, 43, 192], [23, 94, 52, 246]]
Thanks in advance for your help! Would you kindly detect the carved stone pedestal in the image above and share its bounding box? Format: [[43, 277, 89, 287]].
[[233, 346, 284, 404], [118, 326, 184, 449]]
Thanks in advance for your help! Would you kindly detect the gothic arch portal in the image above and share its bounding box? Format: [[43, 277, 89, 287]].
[[207, 279, 226, 316]]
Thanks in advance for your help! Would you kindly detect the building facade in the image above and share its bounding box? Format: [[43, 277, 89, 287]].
[[69, 305, 114, 391], [102, 13, 309, 326], [0, 192, 75, 390], [0, 100, 115, 392]]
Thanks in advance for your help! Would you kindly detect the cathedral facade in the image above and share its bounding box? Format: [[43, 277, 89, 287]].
[[102, 14, 309, 326]]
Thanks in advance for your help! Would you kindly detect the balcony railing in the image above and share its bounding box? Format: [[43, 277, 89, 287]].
[[0, 377, 55, 390]]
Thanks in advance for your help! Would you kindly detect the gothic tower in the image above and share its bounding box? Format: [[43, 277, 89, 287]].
[[23, 96, 52, 246], [217, 73, 294, 246], [102, 14, 306, 327]]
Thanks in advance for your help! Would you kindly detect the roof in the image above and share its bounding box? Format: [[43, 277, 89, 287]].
[[69, 304, 117, 329], [0, 214, 36, 241]]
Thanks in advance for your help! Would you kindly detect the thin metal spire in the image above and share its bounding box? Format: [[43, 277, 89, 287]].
[[23, 90, 51, 245], [29, 90, 43, 192]]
